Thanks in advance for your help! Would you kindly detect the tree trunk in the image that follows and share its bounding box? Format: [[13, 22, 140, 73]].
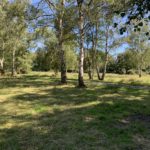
[[0, 42, 5, 75], [78, 36, 85, 87], [138, 66, 142, 78], [0, 58, 5, 75], [88, 68, 92, 80], [101, 25, 109, 81], [101, 53, 108, 80], [59, 0, 67, 84], [59, 41, 67, 84], [77, 1, 86, 87], [11, 49, 16, 76], [96, 66, 101, 80], [87, 57, 93, 80], [92, 22, 99, 80], [91, 33, 95, 80]]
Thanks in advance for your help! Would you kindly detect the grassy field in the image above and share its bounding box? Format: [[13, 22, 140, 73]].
[[99, 74, 150, 86], [0, 72, 150, 150], [65, 72, 150, 86]]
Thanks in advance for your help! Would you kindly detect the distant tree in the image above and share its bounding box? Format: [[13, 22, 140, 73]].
[[0, 1, 9, 75], [126, 28, 150, 77], [16, 51, 33, 74], [116, 50, 137, 74], [0, 0, 29, 76]]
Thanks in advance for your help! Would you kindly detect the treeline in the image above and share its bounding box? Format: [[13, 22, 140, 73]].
[[0, 0, 150, 87], [33, 48, 150, 77]]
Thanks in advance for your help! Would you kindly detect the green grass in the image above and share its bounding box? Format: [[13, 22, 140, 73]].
[[99, 73, 150, 86], [50, 72, 150, 86], [64, 72, 150, 86], [0, 72, 150, 150]]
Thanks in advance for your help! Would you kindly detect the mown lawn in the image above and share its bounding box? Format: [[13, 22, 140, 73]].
[[0, 72, 150, 150]]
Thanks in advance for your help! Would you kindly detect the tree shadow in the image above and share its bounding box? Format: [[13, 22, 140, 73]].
[[0, 74, 60, 89], [0, 76, 150, 149], [0, 97, 150, 149]]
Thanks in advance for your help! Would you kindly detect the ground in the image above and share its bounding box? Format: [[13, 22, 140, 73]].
[[0, 72, 150, 150]]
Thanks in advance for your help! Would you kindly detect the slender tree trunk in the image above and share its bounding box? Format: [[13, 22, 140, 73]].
[[59, 41, 67, 84], [0, 58, 5, 75], [101, 25, 109, 80], [0, 42, 5, 75], [91, 33, 95, 80], [90, 22, 99, 80], [77, 1, 86, 87], [0, 51, 5, 75], [59, 0, 67, 84], [86, 47, 92, 80], [138, 66, 142, 78], [96, 66, 101, 80], [88, 71, 92, 80], [88, 65, 93, 80], [93, 22, 99, 80], [11, 49, 16, 76], [87, 58, 92, 80], [101, 53, 108, 80]]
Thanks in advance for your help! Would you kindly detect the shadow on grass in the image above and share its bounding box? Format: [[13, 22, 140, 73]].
[[0, 74, 60, 89], [0, 75, 150, 149], [0, 74, 79, 89]]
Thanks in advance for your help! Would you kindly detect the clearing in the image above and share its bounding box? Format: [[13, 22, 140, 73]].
[[0, 72, 150, 150]]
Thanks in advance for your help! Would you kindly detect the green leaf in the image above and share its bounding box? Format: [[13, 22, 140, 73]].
[[138, 22, 143, 26], [114, 23, 118, 28], [120, 12, 126, 17]]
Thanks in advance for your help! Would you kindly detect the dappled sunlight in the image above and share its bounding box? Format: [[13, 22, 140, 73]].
[[124, 95, 144, 101], [57, 101, 102, 111], [0, 73, 150, 149], [84, 116, 95, 123], [1, 0, 150, 148]]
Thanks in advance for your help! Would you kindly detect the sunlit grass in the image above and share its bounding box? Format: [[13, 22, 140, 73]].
[[16, 71, 150, 86], [101, 73, 150, 86], [0, 72, 150, 149], [64, 72, 150, 86]]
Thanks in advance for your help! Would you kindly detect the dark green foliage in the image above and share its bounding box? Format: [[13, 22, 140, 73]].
[[16, 51, 33, 74], [145, 32, 149, 36], [137, 28, 141, 32], [114, 23, 118, 28], [120, 12, 125, 18], [126, 21, 130, 25], [120, 27, 126, 35], [138, 22, 143, 26], [114, 50, 138, 74], [114, 0, 150, 35]]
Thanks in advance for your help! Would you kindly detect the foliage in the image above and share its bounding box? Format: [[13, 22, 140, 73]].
[[115, 50, 137, 74], [33, 31, 78, 73]]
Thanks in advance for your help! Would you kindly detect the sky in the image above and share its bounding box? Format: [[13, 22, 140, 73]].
[[31, 0, 40, 5]]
